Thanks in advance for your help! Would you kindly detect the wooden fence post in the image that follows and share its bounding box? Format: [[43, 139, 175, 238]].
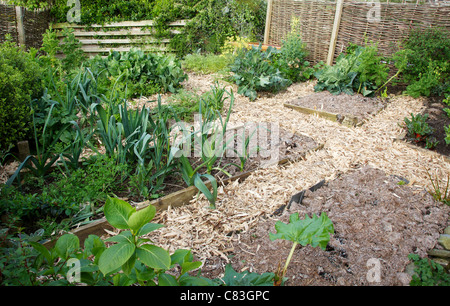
[[326, 0, 344, 66], [15, 6, 26, 47], [264, 0, 274, 45]]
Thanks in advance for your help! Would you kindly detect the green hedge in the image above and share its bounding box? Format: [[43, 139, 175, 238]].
[[0, 37, 43, 151]]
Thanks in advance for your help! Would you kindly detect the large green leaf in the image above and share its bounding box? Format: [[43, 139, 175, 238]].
[[98, 242, 136, 276], [104, 197, 135, 230], [136, 244, 171, 270], [193, 173, 217, 209], [54, 234, 80, 260], [219, 264, 275, 286], [127, 204, 156, 234], [269, 212, 334, 250]]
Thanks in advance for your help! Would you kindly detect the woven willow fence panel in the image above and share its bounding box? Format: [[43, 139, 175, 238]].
[[0, 2, 50, 50], [267, 0, 450, 64], [0, 3, 19, 42], [268, 0, 337, 63]]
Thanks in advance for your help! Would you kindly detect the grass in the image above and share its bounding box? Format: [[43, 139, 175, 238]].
[[182, 53, 234, 75]]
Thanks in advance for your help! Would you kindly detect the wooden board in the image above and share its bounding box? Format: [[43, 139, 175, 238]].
[[284, 102, 359, 127]]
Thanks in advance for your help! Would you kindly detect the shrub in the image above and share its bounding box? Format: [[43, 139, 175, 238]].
[[230, 45, 291, 100], [88, 48, 187, 99], [170, 0, 267, 56], [276, 19, 315, 83], [314, 43, 389, 97], [393, 27, 450, 98], [0, 36, 43, 150]]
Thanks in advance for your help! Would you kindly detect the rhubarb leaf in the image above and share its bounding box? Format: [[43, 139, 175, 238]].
[[269, 212, 334, 250]]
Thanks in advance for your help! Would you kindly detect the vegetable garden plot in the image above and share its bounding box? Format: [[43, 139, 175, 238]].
[[43, 124, 322, 247], [284, 91, 388, 127], [200, 166, 450, 286], [396, 97, 450, 161]]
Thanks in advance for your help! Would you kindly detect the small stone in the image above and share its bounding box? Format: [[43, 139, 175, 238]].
[[444, 226, 450, 235], [438, 234, 450, 250], [396, 272, 412, 286], [404, 262, 417, 278]]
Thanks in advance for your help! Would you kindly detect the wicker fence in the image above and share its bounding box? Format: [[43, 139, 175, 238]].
[[0, 2, 50, 50], [264, 0, 450, 64]]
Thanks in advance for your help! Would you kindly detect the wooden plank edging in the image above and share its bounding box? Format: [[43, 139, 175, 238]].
[[284, 102, 360, 127]]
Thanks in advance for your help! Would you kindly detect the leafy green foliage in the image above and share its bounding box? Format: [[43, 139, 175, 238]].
[[0, 36, 43, 150], [314, 43, 389, 96], [182, 52, 233, 75], [0, 196, 278, 286], [408, 254, 450, 286], [403, 113, 438, 148], [276, 32, 314, 83], [50, 0, 155, 24], [0, 155, 128, 236], [170, 0, 267, 56], [88, 48, 187, 99], [230, 45, 291, 101], [269, 212, 334, 285], [269, 212, 335, 249], [393, 27, 450, 98], [5, 0, 49, 9], [218, 264, 275, 286], [443, 94, 450, 145]]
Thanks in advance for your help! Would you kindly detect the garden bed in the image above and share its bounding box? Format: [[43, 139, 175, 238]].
[[284, 91, 388, 127], [41, 127, 322, 247], [396, 96, 450, 160], [200, 166, 450, 286]]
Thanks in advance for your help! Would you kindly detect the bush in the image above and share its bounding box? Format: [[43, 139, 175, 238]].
[[170, 0, 267, 56], [230, 45, 291, 101], [393, 27, 450, 98], [276, 31, 315, 83], [0, 36, 43, 150], [88, 48, 187, 99], [50, 0, 155, 24], [314, 42, 389, 97]]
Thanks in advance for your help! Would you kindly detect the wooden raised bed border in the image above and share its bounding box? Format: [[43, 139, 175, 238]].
[[284, 102, 360, 127]]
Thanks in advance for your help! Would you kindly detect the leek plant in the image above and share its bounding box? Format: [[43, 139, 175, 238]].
[[170, 86, 235, 209]]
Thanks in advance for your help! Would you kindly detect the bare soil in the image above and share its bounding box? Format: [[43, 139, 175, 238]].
[[200, 166, 450, 286], [211, 126, 320, 179], [286, 91, 388, 123], [410, 96, 450, 157]]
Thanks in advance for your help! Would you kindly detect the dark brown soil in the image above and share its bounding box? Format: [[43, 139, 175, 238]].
[[200, 166, 450, 286], [286, 91, 388, 122], [415, 96, 450, 157], [211, 125, 320, 180]]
